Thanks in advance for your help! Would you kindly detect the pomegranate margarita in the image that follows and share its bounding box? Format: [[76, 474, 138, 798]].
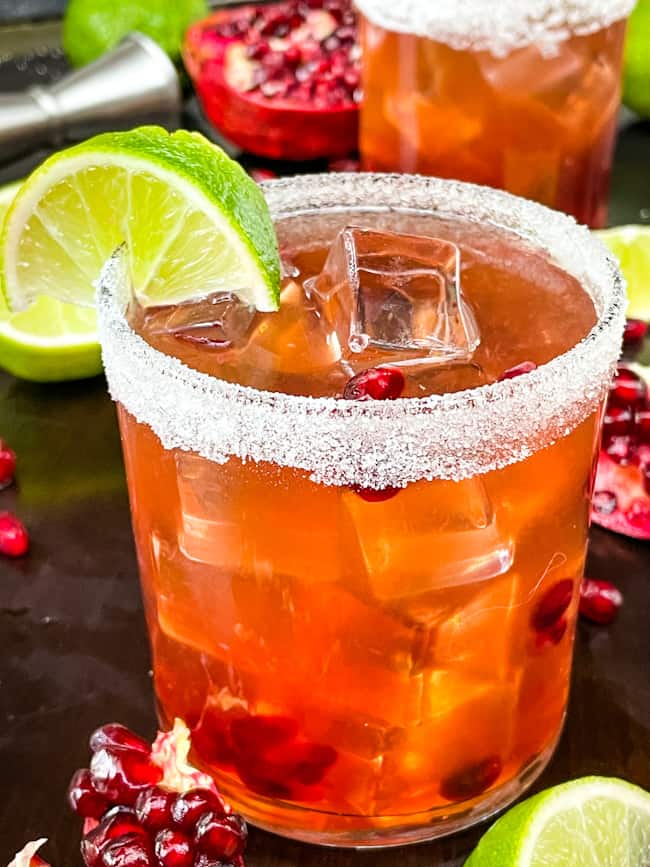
[[357, 0, 634, 227], [98, 175, 624, 845]]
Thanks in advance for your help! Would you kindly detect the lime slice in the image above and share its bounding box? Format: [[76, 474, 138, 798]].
[[0, 181, 101, 382], [623, 0, 650, 118], [465, 776, 650, 867], [1, 126, 280, 314], [596, 225, 650, 321]]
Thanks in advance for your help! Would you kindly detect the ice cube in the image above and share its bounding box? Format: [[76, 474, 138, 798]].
[[342, 477, 514, 609], [305, 227, 480, 362], [479, 44, 586, 107], [143, 291, 256, 349]]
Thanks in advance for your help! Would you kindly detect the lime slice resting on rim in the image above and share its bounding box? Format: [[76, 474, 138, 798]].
[[1, 126, 281, 314], [465, 776, 650, 867]]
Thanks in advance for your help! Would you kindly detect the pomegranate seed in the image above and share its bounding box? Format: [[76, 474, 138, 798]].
[[623, 318, 648, 346], [246, 40, 269, 60], [101, 833, 152, 867], [68, 768, 110, 819], [229, 714, 298, 752], [635, 407, 650, 443], [90, 723, 151, 755], [440, 756, 502, 802], [135, 785, 175, 831], [170, 789, 225, 832], [90, 747, 163, 805], [289, 742, 338, 785], [284, 45, 301, 66], [602, 404, 633, 441], [328, 156, 360, 172], [343, 366, 405, 400], [592, 489, 618, 515], [249, 168, 277, 183], [81, 807, 146, 867], [352, 485, 400, 502], [195, 813, 247, 860], [154, 829, 193, 867], [605, 434, 634, 465], [531, 579, 574, 632], [498, 361, 537, 381], [579, 578, 623, 625], [609, 366, 647, 407], [626, 498, 650, 534], [0, 511, 29, 557], [534, 616, 568, 650], [643, 463, 650, 496], [0, 440, 16, 489]]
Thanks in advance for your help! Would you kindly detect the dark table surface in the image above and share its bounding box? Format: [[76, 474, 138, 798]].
[[0, 35, 649, 867]]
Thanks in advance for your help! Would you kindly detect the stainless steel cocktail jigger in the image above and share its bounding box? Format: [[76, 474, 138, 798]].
[[0, 32, 181, 165]]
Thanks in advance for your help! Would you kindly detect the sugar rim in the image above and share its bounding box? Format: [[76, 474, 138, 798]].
[[98, 172, 625, 488], [355, 0, 635, 55]]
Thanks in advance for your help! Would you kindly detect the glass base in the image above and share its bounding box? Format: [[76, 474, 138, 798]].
[[211, 730, 562, 848]]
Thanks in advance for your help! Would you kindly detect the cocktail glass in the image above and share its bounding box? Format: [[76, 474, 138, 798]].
[[97, 174, 624, 846], [357, 0, 635, 227]]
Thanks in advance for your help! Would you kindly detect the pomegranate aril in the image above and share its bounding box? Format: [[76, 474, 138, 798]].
[[195, 813, 247, 860], [0, 511, 29, 557], [643, 464, 650, 496], [135, 785, 175, 831], [352, 485, 400, 502], [609, 366, 647, 407], [534, 616, 568, 651], [592, 489, 618, 515], [602, 404, 633, 441], [440, 756, 502, 802], [498, 360, 537, 380], [90, 746, 163, 805], [68, 768, 110, 819], [170, 789, 225, 832], [90, 723, 151, 755], [154, 829, 193, 867], [623, 318, 648, 346], [343, 366, 405, 400], [531, 579, 574, 632], [0, 440, 16, 488], [229, 714, 298, 752], [605, 434, 634, 465], [81, 807, 146, 867], [579, 578, 623, 625], [102, 833, 153, 867], [626, 498, 650, 534], [635, 408, 650, 443]]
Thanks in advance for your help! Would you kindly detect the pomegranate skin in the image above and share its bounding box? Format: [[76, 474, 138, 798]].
[[183, 4, 359, 161]]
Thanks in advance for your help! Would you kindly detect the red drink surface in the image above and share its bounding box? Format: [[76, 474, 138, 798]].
[[359, 20, 626, 228], [120, 211, 599, 843]]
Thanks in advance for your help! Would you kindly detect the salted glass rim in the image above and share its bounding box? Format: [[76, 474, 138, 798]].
[[97, 172, 625, 488], [355, 0, 636, 55]]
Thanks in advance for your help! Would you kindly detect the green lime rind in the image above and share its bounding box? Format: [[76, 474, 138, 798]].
[[623, 0, 650, 118], [465, 776, 650, 867], [62, 0, 208, 67], [1, 126, 281, 313]]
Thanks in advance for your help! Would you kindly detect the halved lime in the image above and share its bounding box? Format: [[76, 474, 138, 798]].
[[1, 126, 280, 314], [0, 181, 101, 382], [596, 225, 650, 321], [465, 776, 650, 867]]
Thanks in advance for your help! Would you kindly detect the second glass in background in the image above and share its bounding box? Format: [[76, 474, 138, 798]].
[[357, 0, 635, 227]]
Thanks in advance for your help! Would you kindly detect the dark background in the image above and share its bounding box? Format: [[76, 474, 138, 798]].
[[0, 9, 649, 867]]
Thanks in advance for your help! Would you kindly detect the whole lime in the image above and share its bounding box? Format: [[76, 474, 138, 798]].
[[62, 0, 208, 67], [623, 0, 650, 117]]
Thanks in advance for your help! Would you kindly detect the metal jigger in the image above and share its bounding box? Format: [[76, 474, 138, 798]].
[[0, 33, 182, 165]]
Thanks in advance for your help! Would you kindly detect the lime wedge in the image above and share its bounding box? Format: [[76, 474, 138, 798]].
[[1, 126, 280, 313], [596, 225, 650, 320], [465, 776, 650, 867], [0, 181, 101, 382]]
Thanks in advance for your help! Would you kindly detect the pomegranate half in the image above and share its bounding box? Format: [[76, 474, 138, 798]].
[[183, 0, 360, 160]]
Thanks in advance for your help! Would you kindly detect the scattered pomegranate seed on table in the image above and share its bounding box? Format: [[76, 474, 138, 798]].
[[0, 511, 29, 557], [623, 317, 648, 347], [579, 578, 623, 625], [248, 168, 277, 183], [0, 438, 16, 489], [68, 722, 247, 867]]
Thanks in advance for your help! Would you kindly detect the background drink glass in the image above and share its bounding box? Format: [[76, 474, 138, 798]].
[[357, 0, 635, 227], [98, 174, 625, 847]]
